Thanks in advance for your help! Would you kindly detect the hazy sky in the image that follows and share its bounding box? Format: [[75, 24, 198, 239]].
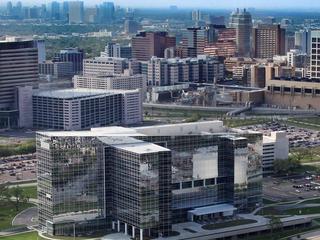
[[12, 0, 320, 9]]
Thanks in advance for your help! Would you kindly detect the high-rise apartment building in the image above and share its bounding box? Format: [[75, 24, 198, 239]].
[[68, 1, 84, 24], [54, 48, 84, 74], [229, 9, 252, 57], [37, 121, 262, 238], [0, 37, 39, 109], [132, 32, 176, 61], [252, 24, 286, 59]]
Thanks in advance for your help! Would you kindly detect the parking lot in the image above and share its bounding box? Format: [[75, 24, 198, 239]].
[[264, 175, 320, 202], [0, 154, 37, 184], [239, 121, 320, 148]]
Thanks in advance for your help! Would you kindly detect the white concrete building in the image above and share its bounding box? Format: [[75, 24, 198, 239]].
[[73, 72, 147, 93], [263, 131, 289, 174], [83, 57, 127, 76], [18, 88, 142, 130]]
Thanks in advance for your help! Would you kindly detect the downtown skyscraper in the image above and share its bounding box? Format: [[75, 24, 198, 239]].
[[229, 9, 252, 57]]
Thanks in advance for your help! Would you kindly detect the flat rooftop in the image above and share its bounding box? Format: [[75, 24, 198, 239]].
[[98, 136, 170, 154], [33, 88, 137, 99]]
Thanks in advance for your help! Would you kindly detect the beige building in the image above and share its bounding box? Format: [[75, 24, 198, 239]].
[[252, 24, 286, 59], [265, 77, 320, 110]]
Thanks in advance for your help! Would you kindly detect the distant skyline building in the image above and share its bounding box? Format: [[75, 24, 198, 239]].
[[131, 31, 176, 61], [68, 1, 84, 24], [252, 24, 286, 59], [229, 8, 252, 57], [99, 2, 115, 23]]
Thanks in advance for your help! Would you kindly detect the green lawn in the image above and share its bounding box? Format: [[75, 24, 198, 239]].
[[0, 231, 41, 240], [21, 186, 37, 199], [263, 198, 277, 205], [258, 205, 320, 216], [223, 118, 271, 128], [202, 219, 257, 230], [0, 201, 35, 230]]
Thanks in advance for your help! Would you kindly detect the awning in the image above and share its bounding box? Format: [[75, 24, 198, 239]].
[[188, 204, 237, 216]]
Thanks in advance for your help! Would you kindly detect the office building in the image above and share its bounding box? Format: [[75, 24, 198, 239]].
[[0, 37, 39, 110], [25, 88, 142, 130], [37, 121, 262, 238], [101, 43, 132, 59], [204, 27, 237, 58], [287, 49, 309, 68], [83, 57, 127, 76], [73, 72, 147, 92], [181, 26, 215, 58], [229, 9, 252, 57], [310, 30, 320, 79], [54, 48, 84, 74], [39, 61, 74, 78], [263, 131, 289, 174], [252, 24, 286, 59], [146, 56, 224, 86], [132, 32, 176, 61], [295, 29, 311, 54], [68, 1, 84, 24], [84, 7, 98, 23]]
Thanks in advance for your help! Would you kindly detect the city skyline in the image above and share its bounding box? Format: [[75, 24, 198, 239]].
[[3, 0, 320, 10]]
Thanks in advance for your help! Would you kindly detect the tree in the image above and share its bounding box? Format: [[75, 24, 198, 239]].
[[274, 157, 300, 175], [269, 216, 283, 239], [10, 186, 29, 211], [0, 183, 11, 204]]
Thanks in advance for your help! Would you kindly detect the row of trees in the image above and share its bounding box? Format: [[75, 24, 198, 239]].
[[0, 184, 30, 211], [0, 140, 36, 157]]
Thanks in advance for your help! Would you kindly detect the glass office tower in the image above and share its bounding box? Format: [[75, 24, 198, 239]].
[[37, 122, 262, 239]]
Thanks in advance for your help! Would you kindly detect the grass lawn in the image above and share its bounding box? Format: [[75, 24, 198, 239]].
[[0, 201, 35, 230], [301, 198, 320, 204], [283, 206, 320, 215], [263, 198, 277, 205], [20, 186, 37, 199], [223, 118, 271, 128], [202, 219, 257, 230], [286, 118, 320, 131], [0, 231, 42, 240], [258, 205, 320, 216]]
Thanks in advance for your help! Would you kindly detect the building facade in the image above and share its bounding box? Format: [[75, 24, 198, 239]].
[[73, 73, 147, 92], [83, 57, 127, 76], [0, 37, 39, 110], [27, 88, 142, 130], [252, 24, 286, 59], [229, 9, 252, 57], [37, 121, 263, 239], [146, 56, 224, 86], [54, 48, 84, 74], [132, 32, 176, 61]]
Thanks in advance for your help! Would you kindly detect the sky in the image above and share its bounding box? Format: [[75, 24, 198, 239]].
[[11, 0, 320, 9]]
